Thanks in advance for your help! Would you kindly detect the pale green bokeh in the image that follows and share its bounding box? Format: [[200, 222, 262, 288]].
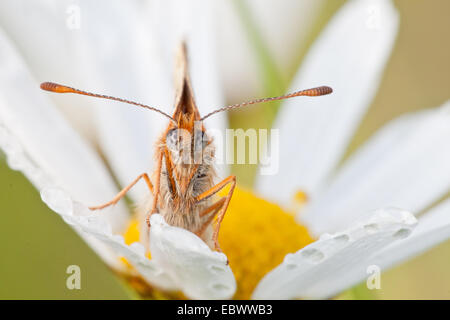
[[0, 160, 136, 299], [0, 0, 449, 299]]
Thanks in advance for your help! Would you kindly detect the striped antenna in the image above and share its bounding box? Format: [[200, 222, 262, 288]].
[[40, 82, 176, 123], [201, 86, 332, 121]]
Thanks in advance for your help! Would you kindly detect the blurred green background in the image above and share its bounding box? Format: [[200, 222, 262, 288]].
[[1, 0, 449, 299]]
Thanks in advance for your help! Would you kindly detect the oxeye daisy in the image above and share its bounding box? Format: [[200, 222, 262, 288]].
[[0, 0, 449, 300]]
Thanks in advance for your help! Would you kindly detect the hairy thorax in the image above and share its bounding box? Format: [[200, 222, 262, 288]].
[[151, 132, 217, 240]]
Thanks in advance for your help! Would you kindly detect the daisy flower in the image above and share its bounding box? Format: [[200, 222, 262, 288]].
[[0, 0, 449, 300]]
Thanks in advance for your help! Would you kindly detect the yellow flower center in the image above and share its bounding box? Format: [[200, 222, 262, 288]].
[[219, 187, 313, 299], [121, 186, 313, 300], [123, 219, 141, 245]]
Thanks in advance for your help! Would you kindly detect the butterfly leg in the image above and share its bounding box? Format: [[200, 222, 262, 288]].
[[89, 173, 154, 211], [195, 198, 226, 237], [195, 175, 236, 251], [146, 151, 164, 227]]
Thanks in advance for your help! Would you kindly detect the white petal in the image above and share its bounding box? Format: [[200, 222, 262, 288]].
[[214, 0, 324, 103], [0, 104, 125, 272], [256, 0, 399, 204], [252, 207, 417, 299], [149, 214, 236, 300], [40, 187, 176, 291], [79, 1, 172, 202], [0, 1, 98, 138], [301, 102, 450, 235], [0, 1, 168, 202], [371, 198, 450, 270], [0, 28, 128, 231]]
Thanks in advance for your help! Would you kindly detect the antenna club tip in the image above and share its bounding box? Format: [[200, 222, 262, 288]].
[[40, 82, 71, 93], [316, 86, 333, 95], [296, 86, 333, 97], [40, 82, 56, 91]]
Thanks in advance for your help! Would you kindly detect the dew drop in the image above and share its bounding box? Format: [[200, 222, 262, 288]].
[[209, 265, 226, 274], [285, 263, 298, 270], [333, 234, 350, 244], [211, 283, 230, 292], [364, 223, 379, 234], [393, 228, 412, 239], [301, 248, 325, 263]]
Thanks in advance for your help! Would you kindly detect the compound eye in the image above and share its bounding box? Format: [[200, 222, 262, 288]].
[[166, 128, 180, 151]]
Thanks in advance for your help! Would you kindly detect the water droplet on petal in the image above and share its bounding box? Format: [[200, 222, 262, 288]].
[[209, 265, 226, 274], [285, 263, 298, 270], [211, 283, 230, 292], [393, 228, 412, 239], [333, 234, 350, 244], [301, 248, 325, 263], [364, 223, 379, 234]]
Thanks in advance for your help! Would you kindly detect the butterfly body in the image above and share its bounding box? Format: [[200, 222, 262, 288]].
[[152, 124, 217, 244], [40, 42, 332, 252]]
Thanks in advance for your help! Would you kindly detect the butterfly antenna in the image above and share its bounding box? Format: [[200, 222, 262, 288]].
[[201, 86, 332, 121], [40, 82, 176, 123]]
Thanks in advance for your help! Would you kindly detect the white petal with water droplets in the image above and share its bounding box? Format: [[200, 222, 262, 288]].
[[0, 28, 128, 231], [370, 198, 450, 270], [149, 214, 236, 300], [301, 102, 450, 235], [256, 0, 399, 204], [0, 113, 122, 269], [40, 187, 177, 291], [252, 207, 417, 299]]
